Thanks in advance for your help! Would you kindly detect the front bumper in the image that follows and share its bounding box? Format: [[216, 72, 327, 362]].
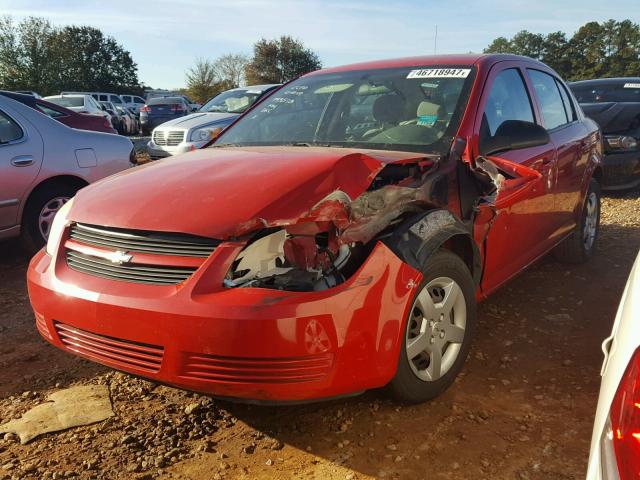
[[601, 151, 640, 190], [147, 140, 207, 160], [27, 243, 421, 402]]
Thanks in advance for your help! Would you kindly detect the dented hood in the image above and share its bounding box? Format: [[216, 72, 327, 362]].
[[71, 146, 430, 239]]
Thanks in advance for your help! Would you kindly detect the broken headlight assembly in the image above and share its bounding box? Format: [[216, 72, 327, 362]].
[[223, 227, 354, 292]]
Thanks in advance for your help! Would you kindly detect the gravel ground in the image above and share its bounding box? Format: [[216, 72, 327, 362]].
[[0, 188, 638, 480]]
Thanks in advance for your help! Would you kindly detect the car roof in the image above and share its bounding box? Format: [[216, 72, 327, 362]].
[[147, 96, 184, 104], [569, 77, 640, 86], [305, 53, 544, 76], [45, 94, 88, 99], [0, 91, 37, 107]]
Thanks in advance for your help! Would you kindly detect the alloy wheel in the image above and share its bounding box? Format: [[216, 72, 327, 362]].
[[583, 191, 598, 251], [38, 196, 70, 240], [406, 277, 467, 382]]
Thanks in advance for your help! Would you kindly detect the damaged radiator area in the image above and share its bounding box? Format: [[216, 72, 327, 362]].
[[224, 159, 446, 291]]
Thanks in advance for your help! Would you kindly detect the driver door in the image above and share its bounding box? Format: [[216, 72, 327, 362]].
[[473, 63, 558, 296]]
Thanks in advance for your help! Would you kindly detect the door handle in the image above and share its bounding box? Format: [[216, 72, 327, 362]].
[[11, 155, 34, 167]]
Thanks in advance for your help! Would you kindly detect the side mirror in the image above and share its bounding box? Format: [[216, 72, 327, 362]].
[[482, 120, 549, 156]]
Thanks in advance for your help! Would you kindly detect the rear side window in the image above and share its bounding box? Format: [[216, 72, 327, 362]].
[[110, 95, 123, 104], [556, 80, 577, 122], [98, 95, 108, 101], [134, 97, 145, 104], [122, 95, 131, 103], [37, 103, 67, 118], [481, 68, 535, 137], [0, 110, 23, 143], [528, 69, 568, 130]]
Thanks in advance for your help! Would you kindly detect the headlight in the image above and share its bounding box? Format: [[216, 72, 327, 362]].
[[45, 198, 74, 256], [605, 135, 638, 150], [190, 127, 222, 142]]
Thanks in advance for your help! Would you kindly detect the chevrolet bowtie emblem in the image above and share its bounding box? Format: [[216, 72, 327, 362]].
[[106, 250, 133, 265]]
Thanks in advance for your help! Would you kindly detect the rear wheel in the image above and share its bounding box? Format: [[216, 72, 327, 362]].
[[20, 184, 79, 254], [389, 250, 477, 403], [554, 178, 601, 263]]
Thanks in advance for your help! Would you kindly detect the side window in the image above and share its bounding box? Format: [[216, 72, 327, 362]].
[[122, 96, 131, 103], [99, 95, 107, 102], [480, 68, 535, 151], [528, 69, 568, 130], [111, 95, 122, 104], [37, 104, 67, 118], [556, 80, 576, 122], [0, 110, 24, 143], [134, 97, 145, 104]]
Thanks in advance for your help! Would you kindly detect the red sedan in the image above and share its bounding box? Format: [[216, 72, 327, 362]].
[[1, 91, 117, 134], [27, 54, 602, 403]]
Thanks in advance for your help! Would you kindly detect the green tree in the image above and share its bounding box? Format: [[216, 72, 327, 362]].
[[484, 20, 640, 81], [483, 36, 512, 54], [245, 36, 321, 84], [185, 58, 233, 104], [0, 16, 57, 93], [0, 17, 140, 95]]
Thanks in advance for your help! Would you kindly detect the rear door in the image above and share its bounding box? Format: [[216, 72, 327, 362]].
[[0, 106, 44, 230], [473, 62, 558, 295], [527, 69, 588, 232]]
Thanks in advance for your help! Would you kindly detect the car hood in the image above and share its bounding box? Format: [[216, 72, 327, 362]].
[[70, 146, 431, 239], [580, 102, 640, 134], [154, 112, 238, 131]]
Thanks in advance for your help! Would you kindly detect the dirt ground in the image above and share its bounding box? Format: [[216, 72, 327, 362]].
[[1, 188, 639, 480]]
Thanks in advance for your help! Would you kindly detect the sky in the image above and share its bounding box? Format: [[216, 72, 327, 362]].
[[2, 0, 640, 89]]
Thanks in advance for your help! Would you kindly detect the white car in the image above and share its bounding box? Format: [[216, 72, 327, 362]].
[[0, 95, 134, 252], [44, 94, 107, 118], [587, 250, 640, 479], [120, 94, 146, 115], [146, 85, 279, 159]]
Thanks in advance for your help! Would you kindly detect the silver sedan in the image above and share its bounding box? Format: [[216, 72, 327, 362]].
[[0, 95, 134, 253]]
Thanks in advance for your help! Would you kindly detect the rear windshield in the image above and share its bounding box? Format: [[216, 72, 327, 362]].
[[148, 97, 183, 105], [570, 82, 640, 103], [47, 96, 84, 108]]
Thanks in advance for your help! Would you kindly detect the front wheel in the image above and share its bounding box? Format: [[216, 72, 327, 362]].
[[554, 178, 601, 263], [389, 250, 477, 403]]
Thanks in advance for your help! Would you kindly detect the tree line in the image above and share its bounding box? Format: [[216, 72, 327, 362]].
[[484, 19, 640, 80], [184, 36, 321, 103], [0, 16, 141, 95]]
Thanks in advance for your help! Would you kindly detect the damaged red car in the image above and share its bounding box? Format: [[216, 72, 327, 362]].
[[28, 54, 603, 403]]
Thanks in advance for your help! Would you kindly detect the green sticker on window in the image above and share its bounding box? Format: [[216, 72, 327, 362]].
[[418, 115, 437, 126]]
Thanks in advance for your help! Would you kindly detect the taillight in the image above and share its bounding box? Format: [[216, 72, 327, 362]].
[[140, 105, 150, 113], [609, 347, 640, 478], [102, 118, 111, 128], [171, 104, 185, 113]]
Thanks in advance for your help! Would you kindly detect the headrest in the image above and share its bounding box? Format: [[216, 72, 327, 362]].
[[372, 95, 405, 123], [416, 101, 442, 127]]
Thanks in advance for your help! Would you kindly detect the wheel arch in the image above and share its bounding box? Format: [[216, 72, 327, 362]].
[[383, 209, 482, 286], [21, 175, 88, 224]]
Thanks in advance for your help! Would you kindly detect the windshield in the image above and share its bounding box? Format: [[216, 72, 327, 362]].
[[201, 89, 264, 114], [216, 66, 475, 154], [48, 96, 84, 108], [571, 82, 640, 103]]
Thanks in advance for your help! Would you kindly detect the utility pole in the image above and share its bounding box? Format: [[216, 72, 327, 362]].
[[434, 25, 438, 54]]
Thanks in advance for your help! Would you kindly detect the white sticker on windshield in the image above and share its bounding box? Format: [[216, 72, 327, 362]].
[[623, 83, 640, 88], [407, 68, 471, 79]]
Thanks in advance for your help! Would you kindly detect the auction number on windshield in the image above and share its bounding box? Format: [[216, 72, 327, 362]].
[[407, 68, 471, 79]]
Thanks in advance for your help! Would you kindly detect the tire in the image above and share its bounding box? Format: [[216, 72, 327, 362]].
[[389, 249, 477, 403], [553, 178, 601, 264], [20, 184, 79, 255]]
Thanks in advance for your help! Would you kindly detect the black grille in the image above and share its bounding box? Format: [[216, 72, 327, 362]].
[[70, 223, 218, 258], [66, 251, 197, 285]]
